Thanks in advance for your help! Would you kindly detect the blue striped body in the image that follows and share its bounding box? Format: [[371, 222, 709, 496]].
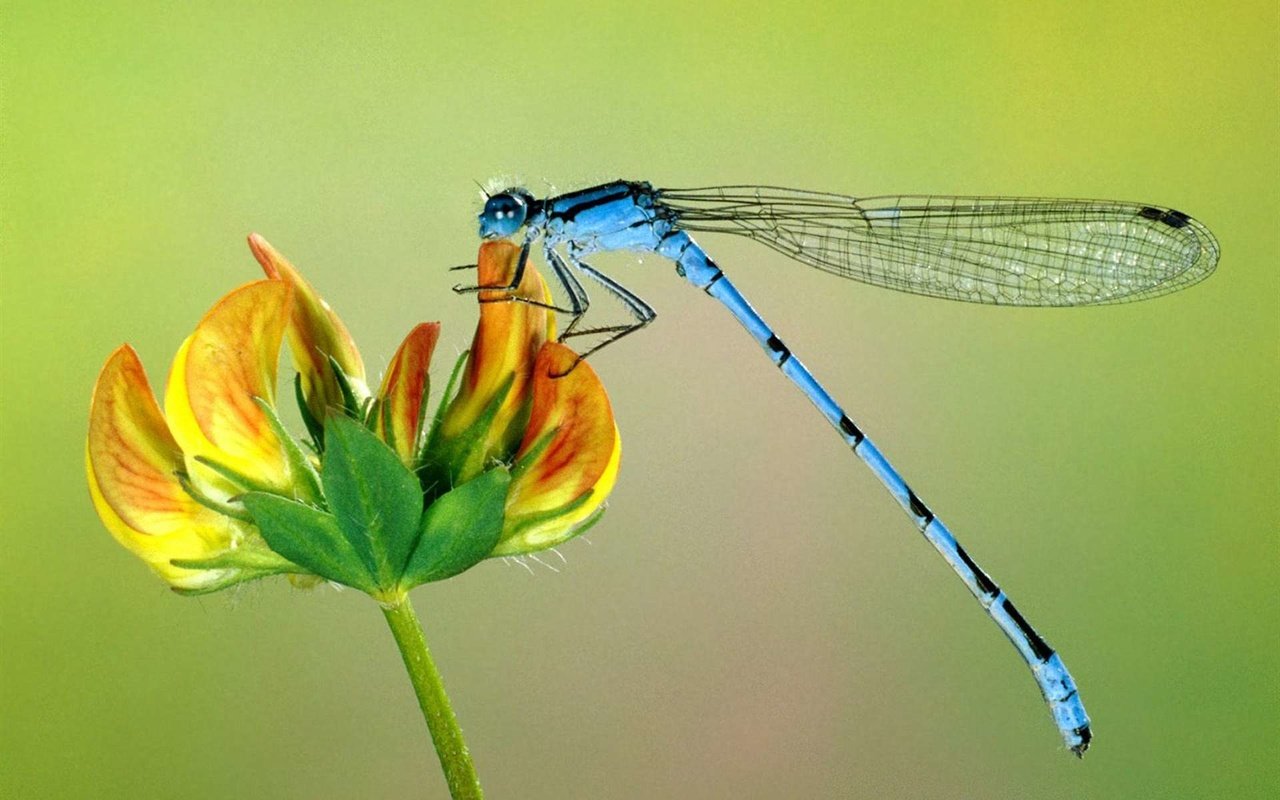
[[468, 177, 1213, 757], [675, 233, 1091, 756]]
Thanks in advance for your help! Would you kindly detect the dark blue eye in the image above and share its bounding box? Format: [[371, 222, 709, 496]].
[[478, 193, 528, 239]]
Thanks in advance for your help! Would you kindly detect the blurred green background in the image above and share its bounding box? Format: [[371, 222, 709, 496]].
[[3, 2, 1276, 798]]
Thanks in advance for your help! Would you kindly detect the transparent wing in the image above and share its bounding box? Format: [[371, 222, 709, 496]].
[[655, 186, 1219, 306]]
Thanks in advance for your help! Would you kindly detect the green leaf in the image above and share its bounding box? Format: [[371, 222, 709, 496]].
[[321, 413, 425, 589], [402, 467, 510, 589], [241, 492, 378, 593]]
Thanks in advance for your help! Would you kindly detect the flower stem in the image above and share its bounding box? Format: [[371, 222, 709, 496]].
[[381, 594, 484, 800]]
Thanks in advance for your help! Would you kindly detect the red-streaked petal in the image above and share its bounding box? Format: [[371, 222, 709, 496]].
[[436, 240, 553, 464], [86, 345, 241, 589], [248, 233, 369, 417], [496, 342, 621, 555], [89, 345, 196, 530], [375, 322, 441, 465], [164, 280, 294, 492]]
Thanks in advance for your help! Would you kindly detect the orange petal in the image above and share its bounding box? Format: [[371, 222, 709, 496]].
[[86, 346, 241, 589], [496, 342, 621, 555], [436, 241, 553, 463], [164, 280, 294, 492], [248, 233, 369, 418], [375, 322, 441, 465]]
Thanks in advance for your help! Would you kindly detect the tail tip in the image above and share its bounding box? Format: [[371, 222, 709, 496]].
[[1070, 725, 1092, 758]]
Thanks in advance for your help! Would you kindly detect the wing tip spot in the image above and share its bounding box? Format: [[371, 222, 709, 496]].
[[1140, 205, 1192, 230]]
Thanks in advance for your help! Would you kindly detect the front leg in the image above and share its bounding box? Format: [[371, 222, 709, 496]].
[[451, 241, 581, 315]]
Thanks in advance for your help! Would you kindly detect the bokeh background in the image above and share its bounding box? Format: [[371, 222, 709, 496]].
[[3, 2, 1276, 798]]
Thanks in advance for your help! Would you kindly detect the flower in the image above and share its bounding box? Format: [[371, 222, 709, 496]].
[[86, 235, 620, 597], [426, 240, 554, 484], [498, 341, 621, 555], [424, 240, 620, 555], [247, 234, 370, 422], [86, 343, 261, 592]]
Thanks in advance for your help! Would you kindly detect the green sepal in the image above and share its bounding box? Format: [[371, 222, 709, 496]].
[[168, 542, 307, 596], [424, 372, 517, 489], [191, 454, 277, 495], [369, 366, 433, 471], [252, 396, 323, 505], [175, 471, 253, 523], [570, 501, 608, 539], [401, 467, 510, 589], [421, 349, 470, 452], [491, 489, 600, 557], [408, 370, 434, 469], [241, 492, 379, 594], [295, 373, 326, 452], [368, 395, 388, 445], [505, 500, 609, 557], [509, 425, 559, 482], [170, 545, 300, 574], [167, 569, 285, 596], [326, 354, 362, 416], [321, 412, 424, 589]]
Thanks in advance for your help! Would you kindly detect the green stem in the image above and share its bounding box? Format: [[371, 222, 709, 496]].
[[381, 594, 484, 800]]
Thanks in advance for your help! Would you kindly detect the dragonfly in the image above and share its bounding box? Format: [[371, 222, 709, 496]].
[[465, 180, 1220, 757]]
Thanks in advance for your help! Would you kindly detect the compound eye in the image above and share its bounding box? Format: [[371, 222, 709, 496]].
[[479, 192, 529, 238]]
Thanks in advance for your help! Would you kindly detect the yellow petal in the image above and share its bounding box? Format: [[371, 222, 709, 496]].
[[86, 345, 241, 590], [436, 240, 554, 469], [164, 280, 295, 493], [375, 322, 441, 465], [248, 233, 369, 418], [495, 342, 621, 555]]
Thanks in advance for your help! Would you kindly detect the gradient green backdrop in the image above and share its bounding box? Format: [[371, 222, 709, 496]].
[[3, 2, 1276, 798]]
